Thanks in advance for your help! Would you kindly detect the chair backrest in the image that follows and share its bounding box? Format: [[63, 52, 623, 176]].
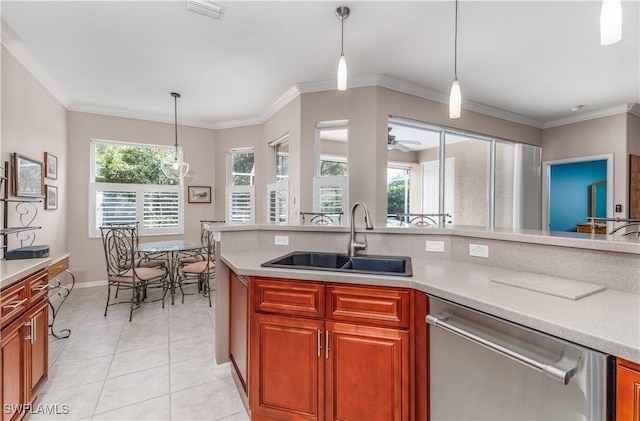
[[100, 225, 137, 277], [200, 223, 215, 259]]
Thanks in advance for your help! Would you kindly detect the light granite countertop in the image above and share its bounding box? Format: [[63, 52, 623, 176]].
[[221, 249, 640, 364], [0, 257, 52, 289]]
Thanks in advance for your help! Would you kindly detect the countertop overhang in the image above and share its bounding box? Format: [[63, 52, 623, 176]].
[[221, 249, 640, 365]]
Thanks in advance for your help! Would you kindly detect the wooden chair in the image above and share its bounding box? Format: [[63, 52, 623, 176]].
[[177, 224, 215, 306], [100, 225, 169, 321]]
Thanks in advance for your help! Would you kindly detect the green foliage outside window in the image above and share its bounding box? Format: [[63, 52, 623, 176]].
[[95, 143, 178, 185]]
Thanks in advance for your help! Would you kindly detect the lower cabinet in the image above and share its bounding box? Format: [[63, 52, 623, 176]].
[[0, 269, 49, 421], [617, 358, 640, 421], [249, 277, 419, 421]]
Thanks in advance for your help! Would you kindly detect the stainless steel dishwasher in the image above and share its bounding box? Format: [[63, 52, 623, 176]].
[[427, 296, 612, 420]]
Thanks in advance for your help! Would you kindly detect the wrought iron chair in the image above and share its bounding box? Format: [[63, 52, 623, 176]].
[[177, 223, 216, 306], [100, 225, 169, 321]]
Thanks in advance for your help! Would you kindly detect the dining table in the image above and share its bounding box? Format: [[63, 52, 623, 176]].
[[136, 240, 201, 305]]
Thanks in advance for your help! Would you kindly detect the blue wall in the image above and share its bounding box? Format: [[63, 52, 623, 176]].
[[550, 160, 607, 231]]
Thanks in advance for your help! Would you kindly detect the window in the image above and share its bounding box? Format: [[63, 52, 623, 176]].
[[226, 149, 255, 224], [314, 122, 349, 218], [89, 140, 183, 238], [387, 166, 410, 221], [268, 136, 289, 224]]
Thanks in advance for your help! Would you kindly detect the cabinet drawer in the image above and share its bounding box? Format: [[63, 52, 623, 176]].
[[28, 269, 49, 305], [326, 285, 410, 328], [253, 278, 324, 318], [0, 280, 28, 328], [48, 257, 69, 280]]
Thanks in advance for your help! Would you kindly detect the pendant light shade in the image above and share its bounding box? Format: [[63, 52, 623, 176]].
[[336, 6, 350, 91], [161, 92, 189, 179], [449, 0, 461, 119], [337, 54, 348, 91], [449, 78, 461, 119], [600, 0, 622, 45]]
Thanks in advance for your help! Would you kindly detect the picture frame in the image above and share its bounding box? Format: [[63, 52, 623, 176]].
[[12, 153, 44, 198], [45, 185, 58, 210], [188, 186, 211, 203], [630, 154, 640, 219], [44, 152, 58, 180]]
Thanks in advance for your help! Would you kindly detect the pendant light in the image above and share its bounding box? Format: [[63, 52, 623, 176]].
[[161, 92, 190, 179], [336, 6, 350, 91], [449, 0, 461, 119], [600, 0, 622, 45]]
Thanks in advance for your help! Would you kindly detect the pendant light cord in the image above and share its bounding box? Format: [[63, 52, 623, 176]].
[[454, 0, 458, 78], [341, 8, 345, 55], [173, 93, 179, 158]]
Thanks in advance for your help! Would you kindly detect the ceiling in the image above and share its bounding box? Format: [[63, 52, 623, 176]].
[[2, 1, 639, 130]]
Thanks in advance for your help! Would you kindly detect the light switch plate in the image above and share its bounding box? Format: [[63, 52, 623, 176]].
[[426, 241, 445, 252], [274, 235, 289, 246]]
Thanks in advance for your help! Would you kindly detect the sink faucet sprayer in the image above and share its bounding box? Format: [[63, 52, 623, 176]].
[[348, 201, 374, 257]]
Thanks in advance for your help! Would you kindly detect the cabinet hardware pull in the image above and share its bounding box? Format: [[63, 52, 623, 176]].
[[317, 329, 322, 358], [4, 298, 27, 311], [32, 316, 36, 343], [325, 330, 330, 359], [34, 285, 49, 291], [426, 313, 579, 385]]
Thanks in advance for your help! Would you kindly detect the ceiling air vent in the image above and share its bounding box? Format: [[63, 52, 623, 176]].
[[184, 0, 226, 20]]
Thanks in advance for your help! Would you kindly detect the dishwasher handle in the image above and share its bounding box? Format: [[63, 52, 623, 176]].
[[426, 313, 578, 385]]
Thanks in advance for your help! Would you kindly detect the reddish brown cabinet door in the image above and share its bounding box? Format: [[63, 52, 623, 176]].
[[1, 318, 26, 421], [25, 300, 48, 403], [617, 359, 640, 421], [250, 313, 325, 421], [325, 322, 409, 421]]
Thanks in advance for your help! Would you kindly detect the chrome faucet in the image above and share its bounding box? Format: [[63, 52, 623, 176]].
[[348, 201, 374, 257]]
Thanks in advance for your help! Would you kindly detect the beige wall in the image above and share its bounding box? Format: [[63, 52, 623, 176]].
[[542, 114, 628, 217], [67, 111, 216, 283], [1, 46, 67, 255]]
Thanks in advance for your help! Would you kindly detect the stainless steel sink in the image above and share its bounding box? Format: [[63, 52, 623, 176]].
[[261, 251, 412, 277]]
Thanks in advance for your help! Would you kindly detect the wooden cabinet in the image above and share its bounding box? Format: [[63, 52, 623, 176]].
[[249, 277, 422, 421], [617, 358, 640, 421], [0, 269, 49, 421]]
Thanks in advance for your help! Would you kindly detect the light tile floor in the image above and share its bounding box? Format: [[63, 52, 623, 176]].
[[27, 285, 249, 421]]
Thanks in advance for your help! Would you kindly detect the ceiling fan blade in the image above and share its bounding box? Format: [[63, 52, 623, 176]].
[[389, 142, 411, 152], [397, 139, 422, 145]]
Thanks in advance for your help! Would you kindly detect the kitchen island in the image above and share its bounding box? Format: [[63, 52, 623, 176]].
[[211, 224, 640, 419]]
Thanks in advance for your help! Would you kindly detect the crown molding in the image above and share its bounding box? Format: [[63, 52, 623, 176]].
[[66, 103, 222, 130], [542, 104, 639, 129]]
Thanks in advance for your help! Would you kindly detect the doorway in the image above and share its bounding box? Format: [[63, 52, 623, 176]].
[[543, 154, 614, 232]]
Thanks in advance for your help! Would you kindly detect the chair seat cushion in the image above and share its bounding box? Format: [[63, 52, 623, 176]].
[[136, 258, 165, 268], [181, 260, 216, 274]]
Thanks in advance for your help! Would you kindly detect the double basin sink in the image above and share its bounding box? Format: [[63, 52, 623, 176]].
[[261, 251, 412, 277]]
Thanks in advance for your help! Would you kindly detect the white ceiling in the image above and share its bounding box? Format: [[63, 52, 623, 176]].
[[2, 1, 639, 130]]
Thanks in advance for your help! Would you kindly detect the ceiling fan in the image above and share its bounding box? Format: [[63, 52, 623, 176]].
[[387, 127, 421, 152]]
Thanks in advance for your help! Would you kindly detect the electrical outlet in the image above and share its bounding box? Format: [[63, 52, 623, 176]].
[[469, 244, 489, 258], [274, 235, 289, 246], [426, 241, 445, 253]]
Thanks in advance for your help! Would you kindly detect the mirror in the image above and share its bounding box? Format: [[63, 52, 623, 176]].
[[12, 153, 44, 198]]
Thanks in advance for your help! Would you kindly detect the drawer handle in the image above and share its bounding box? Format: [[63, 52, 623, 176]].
[[3, 298, 27, 311], [33, 285, 49, 292]]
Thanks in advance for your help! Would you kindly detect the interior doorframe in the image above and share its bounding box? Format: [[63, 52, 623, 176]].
[[542, 153, 614, 232]]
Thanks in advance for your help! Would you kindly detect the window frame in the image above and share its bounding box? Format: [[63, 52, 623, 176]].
[[88, 139, 184, 238], [226, 148, 256, 225]]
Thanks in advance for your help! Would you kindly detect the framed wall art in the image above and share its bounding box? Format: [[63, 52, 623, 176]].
[[45, 185, 58, 210], [12, 153, 44, 198], [44, 152, 58, 179], [630, 154, 640, 219], [188, 186, 212, 203]]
